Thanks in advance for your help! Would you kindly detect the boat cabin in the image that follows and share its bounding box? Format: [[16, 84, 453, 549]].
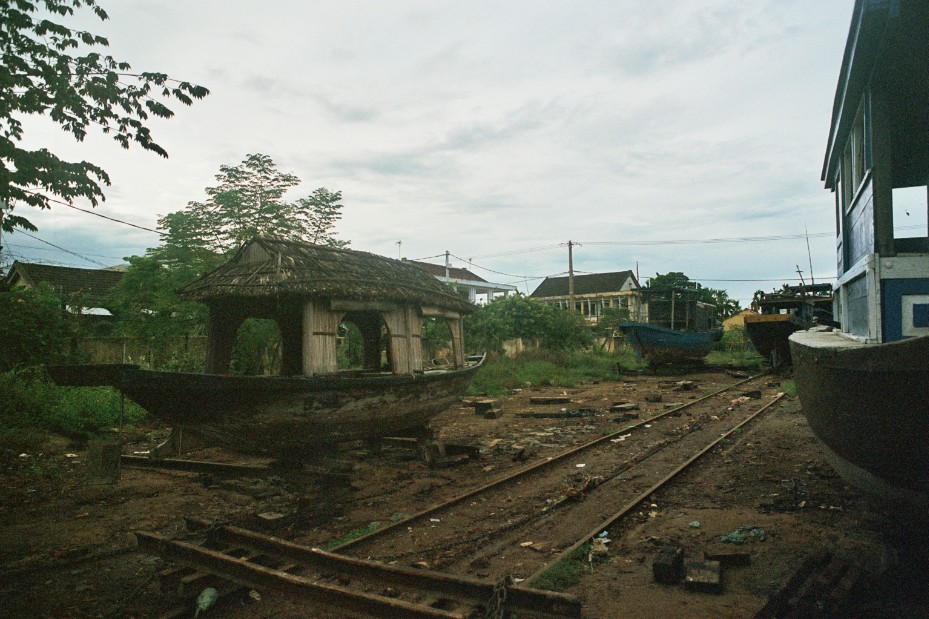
[[179, 237, 475, 376], [752, 284, 834, 325], [641, 286, 717, 332], [823, 0, 929, 343]]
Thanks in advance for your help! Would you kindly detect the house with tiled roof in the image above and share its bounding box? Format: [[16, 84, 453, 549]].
[[406, 259, 517, 304], [530, 270, 644, 323], [3, 261, 123, 315]]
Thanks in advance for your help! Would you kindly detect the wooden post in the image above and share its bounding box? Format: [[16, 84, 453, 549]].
[[87, 437, 121, 484]]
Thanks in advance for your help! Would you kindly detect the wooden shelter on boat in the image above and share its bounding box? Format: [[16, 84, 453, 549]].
[[179, 237, 476, 377]]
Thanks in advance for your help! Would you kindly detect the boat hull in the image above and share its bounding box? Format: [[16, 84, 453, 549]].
[[619, 323, 723, 365], [744, 314, 800, 366], [789, 330, 929, 509], [47, 360, 484, 456]]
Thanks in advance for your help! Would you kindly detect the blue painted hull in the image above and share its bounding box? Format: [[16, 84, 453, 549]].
[[619, 323, 723, 365]]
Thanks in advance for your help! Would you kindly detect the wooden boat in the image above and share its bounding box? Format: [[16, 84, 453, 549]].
[[789, 0, 929, 509], [743, 283, 833, 366], [48, 237, 484, 457], [619, 283, 722, 364], [789, 331, 929, 507], [47, 357, 484, 456], [618, 322, 723, 365]]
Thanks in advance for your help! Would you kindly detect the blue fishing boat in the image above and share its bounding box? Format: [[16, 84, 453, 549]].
[[620, 283, 722, 364], [789, 0, 929, 510], [619, 322, 723, 365]]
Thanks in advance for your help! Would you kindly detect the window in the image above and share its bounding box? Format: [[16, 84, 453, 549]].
[[840, 100, 868, 213]]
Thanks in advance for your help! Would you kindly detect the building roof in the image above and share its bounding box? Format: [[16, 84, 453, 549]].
[[530, 271, 637, 298], [3, 261, 124, 299], [405, 259, 487, 283], [179, 237, 475, 314]]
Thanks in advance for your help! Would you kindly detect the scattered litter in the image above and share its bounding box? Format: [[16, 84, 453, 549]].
[[610, 433, 632, 443], [588, 537, 610, 564], [575, 463, 586, 468], [721, 525, 768, 544], [649, 511, 659, 518], [597, 530, 609, 538], [520, 541, 534, 547], [513, 577, 525, 583], [429, 518, 440, 522], [644, 424, 652, 428], [689, 521, 701, 528], [248, 590, 262, 602], [65, 453, 78, 458], [194, 587, 219, 617]]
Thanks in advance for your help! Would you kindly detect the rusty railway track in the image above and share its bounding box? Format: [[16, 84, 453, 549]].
[[331, 371, 770, 554], [137, 519, 580, 618], [137, 372, 783, 617]]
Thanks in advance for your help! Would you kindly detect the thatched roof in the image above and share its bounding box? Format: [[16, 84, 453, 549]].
[[179, 237, 474, 314]]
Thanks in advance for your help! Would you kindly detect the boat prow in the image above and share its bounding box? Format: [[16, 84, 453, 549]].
[[789, 330, 929, 510]]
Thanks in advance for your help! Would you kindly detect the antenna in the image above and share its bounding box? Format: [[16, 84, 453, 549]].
[[804, 225, 815, 286], [396, 240, 402, 259]]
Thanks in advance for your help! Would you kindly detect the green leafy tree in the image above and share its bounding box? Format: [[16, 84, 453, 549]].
[[191, 153, 301, 251], [0, 282, 76, 371], [464, 295, 591, 353], [0, 0, 209, 233], [163, 154, 348, 253], [106, 254, 208, 343], [295, 187, 348, 247]]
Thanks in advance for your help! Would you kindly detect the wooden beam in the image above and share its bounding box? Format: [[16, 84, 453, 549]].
[[330, 300, 398, 313]]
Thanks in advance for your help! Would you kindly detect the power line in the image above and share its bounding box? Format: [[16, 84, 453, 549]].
[[582, 232, 833, 246], [448, 253, 548, 281], [3, 242, 128, 261], [14, 231, 108, 267], [20, 189, 161, 234]]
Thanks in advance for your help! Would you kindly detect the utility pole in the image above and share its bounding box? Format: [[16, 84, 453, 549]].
[[568, 240, 575, 314], [444, 250, 450, 282]]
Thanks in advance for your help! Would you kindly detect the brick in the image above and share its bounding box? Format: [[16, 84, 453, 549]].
[[653, 545, 685, 584], [684, 560, 722, 593]]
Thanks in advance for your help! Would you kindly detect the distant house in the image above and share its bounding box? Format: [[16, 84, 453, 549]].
[[406, 259, 517, 304], [530, 271, 643, 323], [2, 261, 123, 317]]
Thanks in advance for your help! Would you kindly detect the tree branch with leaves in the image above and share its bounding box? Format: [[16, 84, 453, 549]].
[[0, 0, 209, 233]]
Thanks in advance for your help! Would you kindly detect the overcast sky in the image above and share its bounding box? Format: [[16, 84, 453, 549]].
[[4, 1, 857, 306]]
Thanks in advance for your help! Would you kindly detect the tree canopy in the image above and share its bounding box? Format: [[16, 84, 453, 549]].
[[464, 294, 592, 353], [164, 154, 348, 253], [0, 0, 209, 233]]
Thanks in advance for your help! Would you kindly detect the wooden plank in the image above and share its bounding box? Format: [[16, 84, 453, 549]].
[[528, 396, 571, 405]]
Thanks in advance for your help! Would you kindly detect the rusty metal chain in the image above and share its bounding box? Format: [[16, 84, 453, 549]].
[[484, 575, 513, 619]]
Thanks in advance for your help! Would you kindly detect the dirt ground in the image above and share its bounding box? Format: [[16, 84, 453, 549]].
[[0, 368, 926, 618]]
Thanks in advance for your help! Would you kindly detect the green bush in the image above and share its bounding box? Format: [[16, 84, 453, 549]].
[[0, 283, 78, 372], [0, 368, 147, 440], [231, 318, 282, 375], [464, 295, 592, 354]]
